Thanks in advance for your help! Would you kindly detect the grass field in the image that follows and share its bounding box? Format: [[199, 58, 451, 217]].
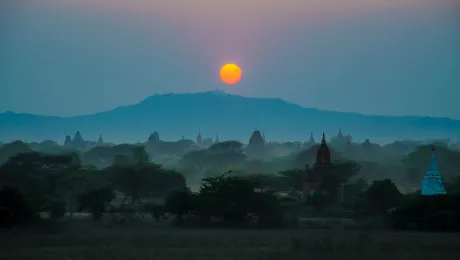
[[1, 221, 460, 260]]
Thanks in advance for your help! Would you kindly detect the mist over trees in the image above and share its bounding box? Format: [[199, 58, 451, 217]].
[[0, 127, 459, 231]]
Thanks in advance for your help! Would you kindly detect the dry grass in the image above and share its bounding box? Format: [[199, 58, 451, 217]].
[[1, 222, 459, 260]]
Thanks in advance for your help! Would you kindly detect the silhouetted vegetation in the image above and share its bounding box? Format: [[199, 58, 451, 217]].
[[1, 132, 459, 259]]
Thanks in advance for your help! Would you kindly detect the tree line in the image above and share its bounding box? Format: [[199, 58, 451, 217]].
[[1, 142, 460, 230]]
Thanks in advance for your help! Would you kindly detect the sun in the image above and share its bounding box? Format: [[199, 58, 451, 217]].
[[220, 63, 242, 85]]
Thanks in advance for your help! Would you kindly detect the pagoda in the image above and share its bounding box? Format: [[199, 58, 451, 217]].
[[304, 132, 315, 148], [421, 146, 447, 196], [148, 131, 160, 143], [303, 133, 332, 198], [97, 134, 104, 146], [302, 133, 346, 202], [309, 132, 315, 143], [196, 130, 203, 145]]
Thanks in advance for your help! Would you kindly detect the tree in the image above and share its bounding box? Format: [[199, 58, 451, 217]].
[[181, 146, 246, 173], [320, 161, 360, 196], [133, 146, 149, 163], [78, 186, 114, 220], [403, 145, 460, 179], [279, 169, 305, 191], [56, 168, 92, 217], [210, 150, 246, 169], [0, 186, 38, 227], [208, 141, 244, 153], [388, 193, 460, 231], [107, 163, 186, 204], [113, 154, 132, 165], [251, 189, 283, 228], [405, 166, 422, 186], [43, 199, 66, 220], [197, 174, 257, 225], [29, 140, 62, 154], [165, 189, 195, 225], [191, 173, 284, 227], [141, 202, 166, 222], [365, 179, 403, 215], [279, 161, 359, 196], [82, 144, 145, 168], [0, 152, 80, 219], [107, 163, 157, 204], [181, 150, 209, 171], [241, 173, 293, 192], [445, 176, 460, 194], [0, 141, 33, 164], [154, 168, 187, 195], [343, 178, 368, 204], [244, 159, 265, 173]]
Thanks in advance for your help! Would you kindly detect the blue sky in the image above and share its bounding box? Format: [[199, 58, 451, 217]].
[[1, 0, 459, 119]]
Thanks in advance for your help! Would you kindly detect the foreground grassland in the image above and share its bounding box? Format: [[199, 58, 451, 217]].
[[1, 223, 460, 260]]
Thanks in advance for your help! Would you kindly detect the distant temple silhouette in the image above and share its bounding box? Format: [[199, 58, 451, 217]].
[[303, 133, 345, 202], [196, 130, 202, 145], [421, 146, 447, 196], [63, 131, 105, 149]]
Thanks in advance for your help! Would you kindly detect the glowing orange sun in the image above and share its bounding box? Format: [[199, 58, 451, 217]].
[[220, 63, 242, 85]]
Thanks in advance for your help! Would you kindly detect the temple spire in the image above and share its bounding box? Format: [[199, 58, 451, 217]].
[[306, 132, 315, 147], [316, 132, 331, 165], [427, 145, 440, 174], [97, 134, 104, 145], [64, 135, 72, 147], [73, 131, 84, 143], [197, 129, 202, 144], [321, 132, 326, 144], [421, 145, 446, 195]]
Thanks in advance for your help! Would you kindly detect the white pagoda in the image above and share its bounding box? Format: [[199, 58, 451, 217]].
[[421, 146, 447, 196]]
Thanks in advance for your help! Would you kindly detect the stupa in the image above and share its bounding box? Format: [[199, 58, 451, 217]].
[[421, 146, 447, 196]]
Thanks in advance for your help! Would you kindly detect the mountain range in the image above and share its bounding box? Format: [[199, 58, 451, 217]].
[[1, 91, 459, 144]]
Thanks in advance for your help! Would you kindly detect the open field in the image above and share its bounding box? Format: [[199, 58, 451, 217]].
[[1, 221, 460, 260]]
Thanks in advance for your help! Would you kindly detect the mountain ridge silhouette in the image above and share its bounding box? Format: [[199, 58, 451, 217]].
[[1, 91, 459, 143]]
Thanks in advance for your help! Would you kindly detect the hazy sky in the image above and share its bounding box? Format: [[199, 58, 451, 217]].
[[1, 0, 459, 118]]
